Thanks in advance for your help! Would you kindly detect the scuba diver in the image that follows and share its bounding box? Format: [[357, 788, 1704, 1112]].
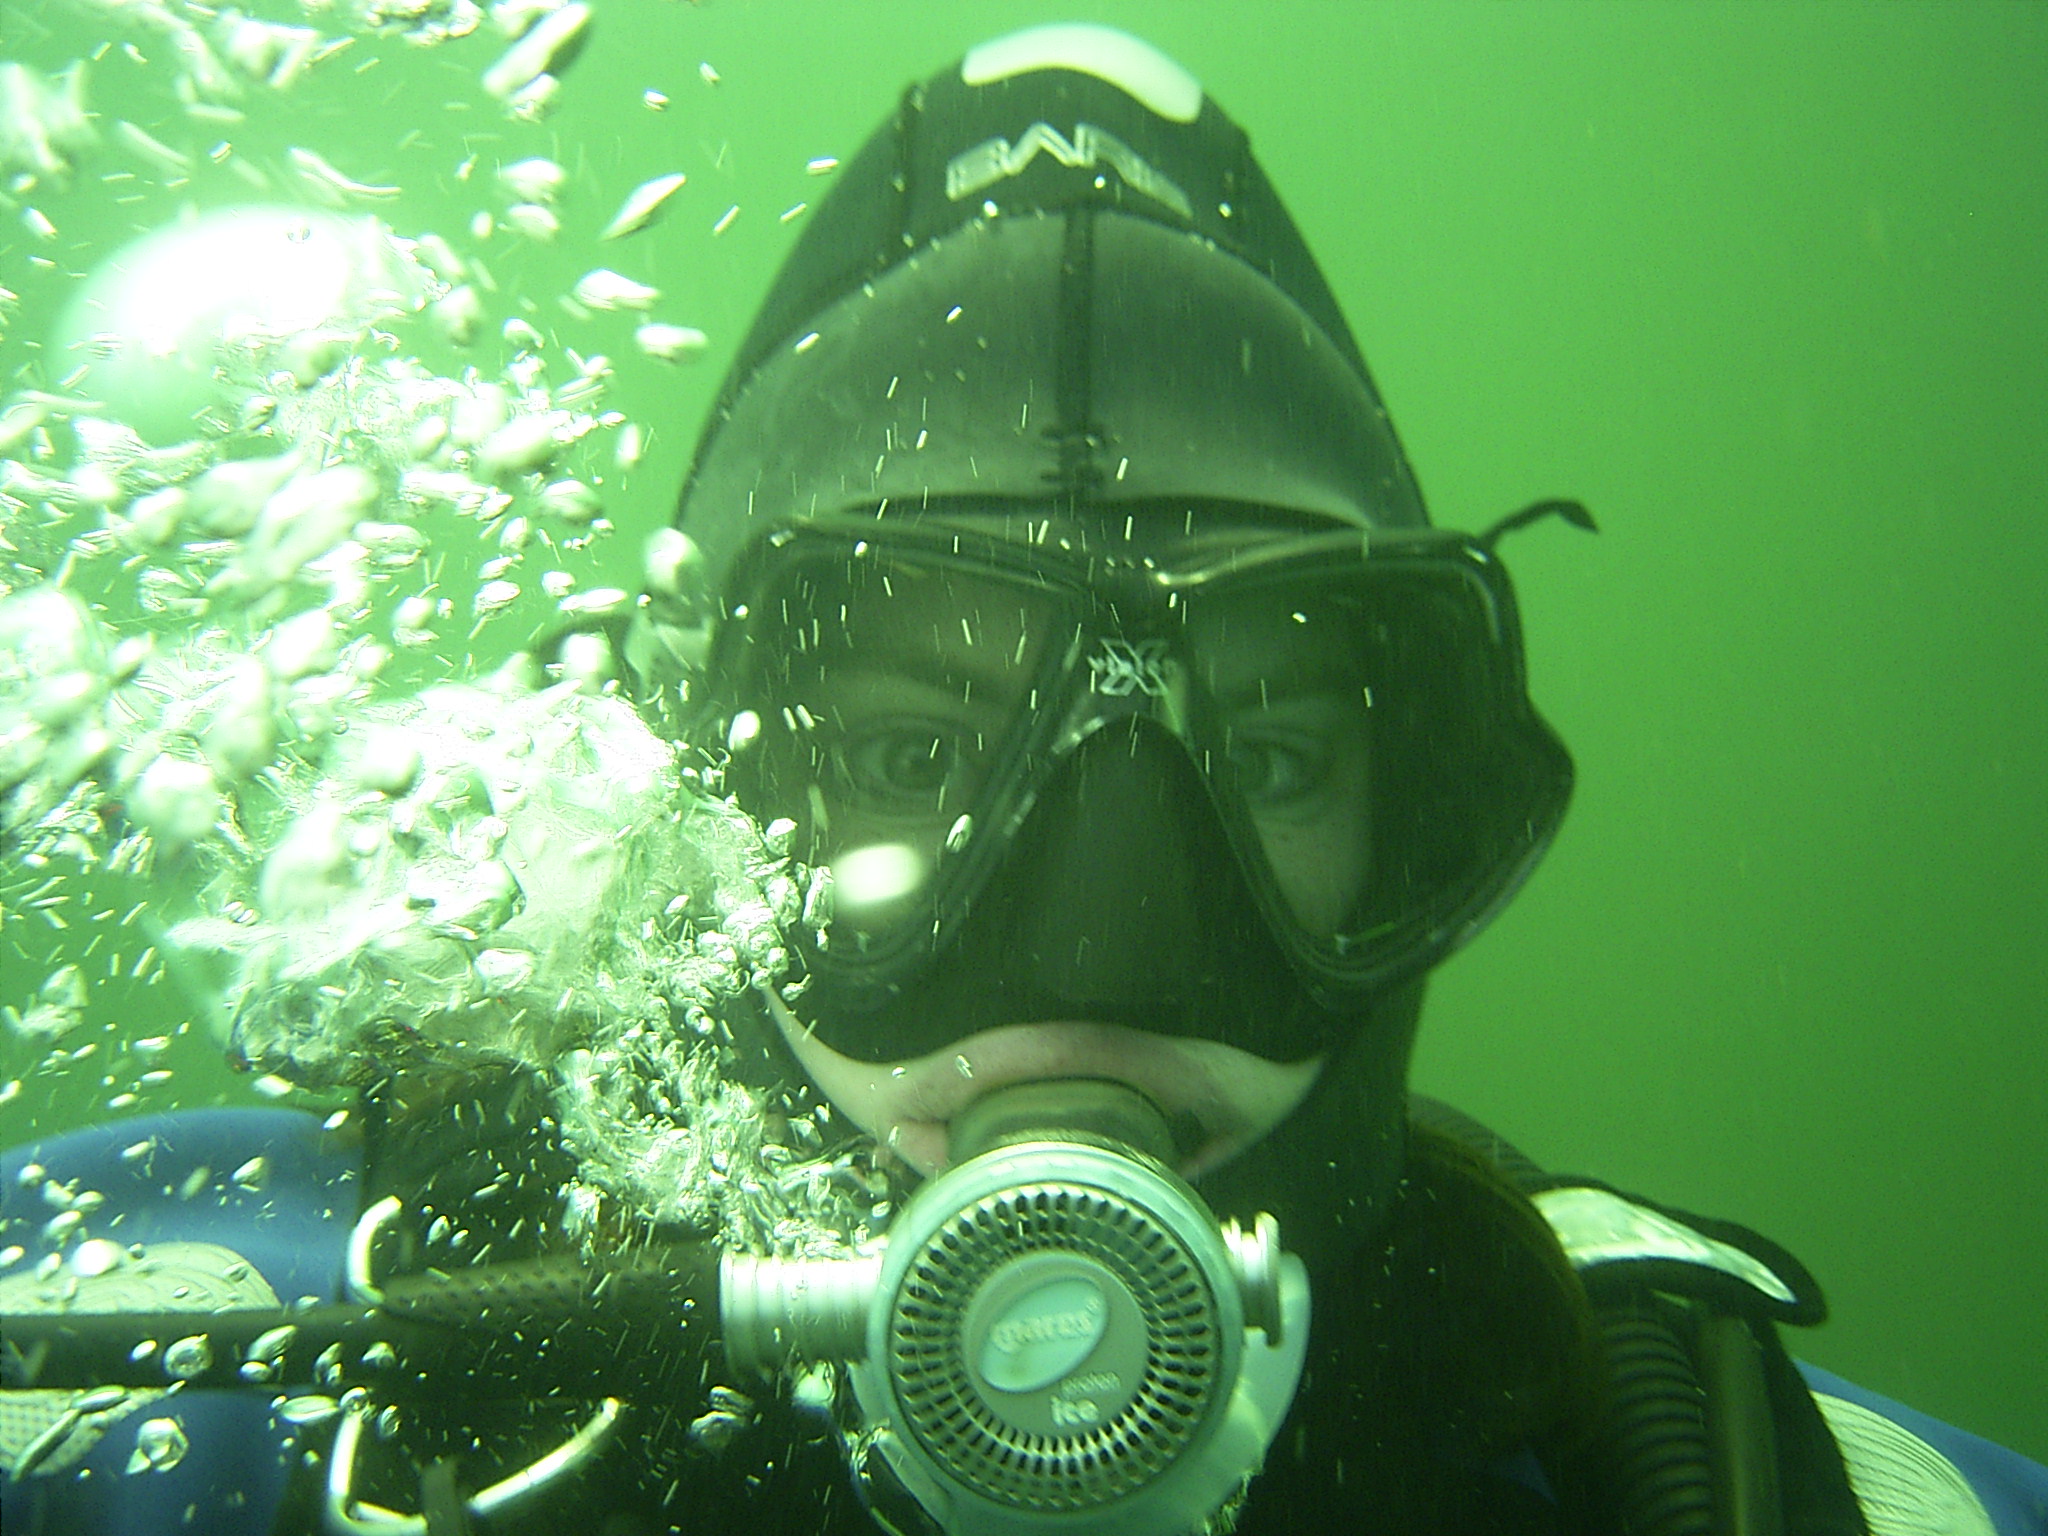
[[5, 21, 2046, 1536]]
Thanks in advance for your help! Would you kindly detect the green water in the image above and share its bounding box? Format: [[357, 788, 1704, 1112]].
[[1, 0, 2042, 1469]]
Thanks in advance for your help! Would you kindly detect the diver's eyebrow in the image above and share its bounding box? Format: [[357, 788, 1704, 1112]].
[[1212, 675, 1359, 720], [820, 609, 1047, 692], [820, 638, 1028, 703], [1206, 658, 1359, 711]]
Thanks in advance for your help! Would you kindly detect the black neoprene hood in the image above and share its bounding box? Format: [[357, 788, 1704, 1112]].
[[672, 22, 1431, 582]]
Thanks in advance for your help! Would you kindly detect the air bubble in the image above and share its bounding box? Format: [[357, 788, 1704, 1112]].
[[163, 1335, 213, 1380], [70, 1238, 127, 1276], [126, 1417, 189, 1473], [277, 1394, 340, 1426], [128, 755, 222, 847], [473, 579, 521, 617]]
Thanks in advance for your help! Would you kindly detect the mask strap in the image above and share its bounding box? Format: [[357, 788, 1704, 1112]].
[[1479, 497, 1599, 551]]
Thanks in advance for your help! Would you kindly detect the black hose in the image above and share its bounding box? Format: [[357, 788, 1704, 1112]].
[[1, 1243, 720, 1398], [1409, 1096, 1785, 1536], [1697, 1313, 1784, 1536], [1408, 1093, 1548, 1187], [1598, 1302, 1718, 1536]]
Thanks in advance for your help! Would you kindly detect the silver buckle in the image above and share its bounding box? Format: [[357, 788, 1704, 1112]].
[[324, 1395, 624, 1534], [330, 1194, 625, 1532]]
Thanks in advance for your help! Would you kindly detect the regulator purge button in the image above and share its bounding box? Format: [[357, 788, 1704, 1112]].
[[959, 1250, 1147, 1435]]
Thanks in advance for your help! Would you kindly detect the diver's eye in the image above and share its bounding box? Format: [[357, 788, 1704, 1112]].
[[1224, 733, 1332, 809], [834, 720, 976, 806]]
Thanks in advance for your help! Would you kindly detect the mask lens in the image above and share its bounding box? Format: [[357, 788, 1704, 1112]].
[[730, 549, 1068, 943], [714, 525, 1558, 999], [1184, 580, 1376, 946]]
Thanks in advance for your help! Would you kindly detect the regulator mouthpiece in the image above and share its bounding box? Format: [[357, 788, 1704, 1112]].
[[721, 1082, 1309, 1536]]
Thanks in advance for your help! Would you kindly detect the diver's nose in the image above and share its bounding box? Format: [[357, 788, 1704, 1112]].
[[991, 716, 1268, 1016]]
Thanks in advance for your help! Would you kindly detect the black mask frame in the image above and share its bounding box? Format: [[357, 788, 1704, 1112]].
[[692, 502, 1573, 1036]]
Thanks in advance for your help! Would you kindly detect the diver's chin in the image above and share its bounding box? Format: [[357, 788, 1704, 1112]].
[[756, 986, 1323, 1180]]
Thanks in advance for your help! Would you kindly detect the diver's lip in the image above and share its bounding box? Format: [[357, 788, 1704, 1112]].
[[760, 994, 1321, 1180]]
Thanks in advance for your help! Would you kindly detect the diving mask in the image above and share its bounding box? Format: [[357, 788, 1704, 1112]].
[[706, 503, 1570, 1048]]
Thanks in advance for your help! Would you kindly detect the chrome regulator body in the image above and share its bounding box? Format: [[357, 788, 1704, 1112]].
[[722, 1086, 1309, 1536]]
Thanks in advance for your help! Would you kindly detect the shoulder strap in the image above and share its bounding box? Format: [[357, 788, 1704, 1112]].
[[1410, 1097, 1871, 1536], [1528, 1182, 1825, 1327]]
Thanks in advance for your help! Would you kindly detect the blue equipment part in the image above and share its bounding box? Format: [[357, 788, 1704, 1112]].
[[2, 1107, 362, 1536], [1798, 1361, 2048, 1536]]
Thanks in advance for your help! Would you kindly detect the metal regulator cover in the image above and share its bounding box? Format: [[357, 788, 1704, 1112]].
[[843, 1132, 1309, 1536]]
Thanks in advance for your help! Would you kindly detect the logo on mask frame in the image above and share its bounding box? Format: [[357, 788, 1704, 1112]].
[[1089, 637, 1174, 698], [946, 121, 1193, 221]]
